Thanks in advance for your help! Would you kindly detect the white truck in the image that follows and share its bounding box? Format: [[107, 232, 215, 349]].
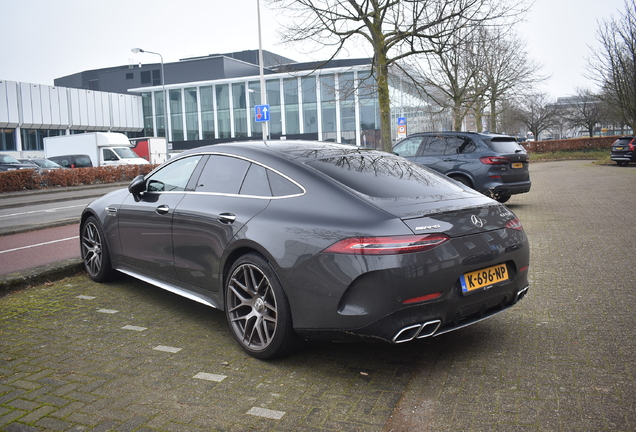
[[43, 132, 149, 167]]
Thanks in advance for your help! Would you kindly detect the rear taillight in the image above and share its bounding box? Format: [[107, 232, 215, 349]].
[[506, 217, 524, 231], [322, 234, 450, 255], [480, 156, 511, 165], [629, 139, 636, 151]]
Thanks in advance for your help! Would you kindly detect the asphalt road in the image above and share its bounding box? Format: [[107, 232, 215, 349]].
[[1, 161, 635, 431]]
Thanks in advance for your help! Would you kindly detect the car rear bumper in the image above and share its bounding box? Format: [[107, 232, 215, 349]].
[[488, 181, 532, 197], [286, 228, 530, 342], [610, 155, 634, 162]]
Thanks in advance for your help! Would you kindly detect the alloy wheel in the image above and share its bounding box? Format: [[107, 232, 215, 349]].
[[227, 263, 278, 352]]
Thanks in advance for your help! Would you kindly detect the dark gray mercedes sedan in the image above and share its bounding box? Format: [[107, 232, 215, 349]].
[[80, 140, 530, 359]]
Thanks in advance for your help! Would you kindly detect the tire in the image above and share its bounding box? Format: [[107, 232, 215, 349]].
[[80, 216, 115, 282], [225, 253, 300, 359], [495, 195, 511, 203]]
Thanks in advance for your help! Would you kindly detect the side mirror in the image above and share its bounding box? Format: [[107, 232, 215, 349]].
[[128, 175, 146, 202]]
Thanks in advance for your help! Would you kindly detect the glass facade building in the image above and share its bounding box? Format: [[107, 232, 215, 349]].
[[130, 65, 381, 149]]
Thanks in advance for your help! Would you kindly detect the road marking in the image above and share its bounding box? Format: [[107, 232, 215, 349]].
[[122, 325, 147, 332], [0, 204, 86, 218], [193, 372, 226, 382], [0, 236, 79, 254], [247, 407, 285, 420], [153, 345, 182, 353]]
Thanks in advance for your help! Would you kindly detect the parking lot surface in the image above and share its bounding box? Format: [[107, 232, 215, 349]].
[[1, 160, 635, 431]]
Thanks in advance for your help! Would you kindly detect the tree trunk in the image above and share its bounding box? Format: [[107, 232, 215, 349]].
[[489, 87, 498, 132], [375, 51, 393, 153], [452, 100, 463, 131]]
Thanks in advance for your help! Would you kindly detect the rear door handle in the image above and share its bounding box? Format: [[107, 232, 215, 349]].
[[156, 205, 170, 215], [219, 213, 236, 224]]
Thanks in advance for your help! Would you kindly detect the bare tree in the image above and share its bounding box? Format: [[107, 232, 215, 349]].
[[588, 0, 636, 131], [559, 89, 609, 137], [269, 0, 528, 151], [513, 93, 560, 140], [478, 28, 542, 133], [413, 28, 484, 131]]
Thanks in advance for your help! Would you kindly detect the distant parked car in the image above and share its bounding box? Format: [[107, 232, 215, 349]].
[[0, 154, 39, 172], [18, 158, 65, 171], [393, 132, 531, 203], [610, 136, 636, 166], [47, 154, 93, 168]]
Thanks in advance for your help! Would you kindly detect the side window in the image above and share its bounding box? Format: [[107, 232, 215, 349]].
[[456, 137, 476, 154], [393, 137, 423, 157], [195, 155, 250, 194], [103, 148, 117, 161], [444, 137, 461, 155], [146, 155, 202, 192], [76, 156, 93, 167], [267, 170, 303, 197], [240, 164, 272, 197], [421, 136, 447, 155]]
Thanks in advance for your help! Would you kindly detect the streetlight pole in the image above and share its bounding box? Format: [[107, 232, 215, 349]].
[[257, 0, 267, 142], [131, 48, 170, 157]]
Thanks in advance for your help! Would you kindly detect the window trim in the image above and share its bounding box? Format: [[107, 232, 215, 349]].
[[143, 151, 306, 199]]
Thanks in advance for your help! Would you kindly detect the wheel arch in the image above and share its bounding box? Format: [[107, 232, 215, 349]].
[[447, 172, 474, 188]]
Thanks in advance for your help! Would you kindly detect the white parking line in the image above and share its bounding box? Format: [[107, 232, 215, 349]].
[[0, 236, 79, 254], [0, 204, 86, 218], [247, 407, 285, 420]]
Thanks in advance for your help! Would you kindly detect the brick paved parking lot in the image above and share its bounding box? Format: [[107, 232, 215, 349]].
[[1, 161, 635, 431]]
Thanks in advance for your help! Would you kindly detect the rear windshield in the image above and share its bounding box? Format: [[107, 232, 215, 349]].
[[614, 137, 634, 145], [487, 138, 526, 154], [306, 153, 464, 198]]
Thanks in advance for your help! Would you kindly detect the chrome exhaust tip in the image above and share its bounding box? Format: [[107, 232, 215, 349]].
[[392, 320, 442, 343], [514, 286, 529, 303]]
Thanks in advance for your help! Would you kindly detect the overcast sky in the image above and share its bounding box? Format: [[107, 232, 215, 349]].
[[0, 0, 628, 100]]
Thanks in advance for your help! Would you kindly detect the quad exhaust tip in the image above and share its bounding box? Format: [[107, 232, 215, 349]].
[[392, 320, 442, 343]]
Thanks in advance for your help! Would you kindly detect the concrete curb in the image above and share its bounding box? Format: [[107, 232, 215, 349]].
[[0, 258, 85, 296]]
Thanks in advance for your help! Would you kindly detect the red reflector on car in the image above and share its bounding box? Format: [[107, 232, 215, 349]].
[[480, 156, 511, 165], [403, 292, 443, 304], [322, 234, 450, 255], [519, 266, 529, 273]]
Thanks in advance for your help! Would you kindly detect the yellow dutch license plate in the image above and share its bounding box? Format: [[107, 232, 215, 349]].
[[512, 162, 523, 168], [460, 264, 509, 294], [615, 147, 624, 150]]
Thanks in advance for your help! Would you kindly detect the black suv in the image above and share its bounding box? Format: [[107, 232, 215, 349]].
[[393, 132, 531, 203], [610, 136, 635, 166]]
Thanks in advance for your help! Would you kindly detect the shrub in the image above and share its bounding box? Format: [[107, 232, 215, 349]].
[[525, 136, 617, 153], [0, 164, 158, 193]]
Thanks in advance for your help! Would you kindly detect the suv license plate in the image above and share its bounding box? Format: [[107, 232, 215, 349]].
[[615, 147, 624, 150], [460, 264, 509, 294], [512, 162, 523, 168]]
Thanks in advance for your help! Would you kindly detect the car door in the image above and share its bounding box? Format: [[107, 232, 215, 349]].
[[171, 154, 271, 291], [409, 135, 450, 174], [117, 155, 203, 280]]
